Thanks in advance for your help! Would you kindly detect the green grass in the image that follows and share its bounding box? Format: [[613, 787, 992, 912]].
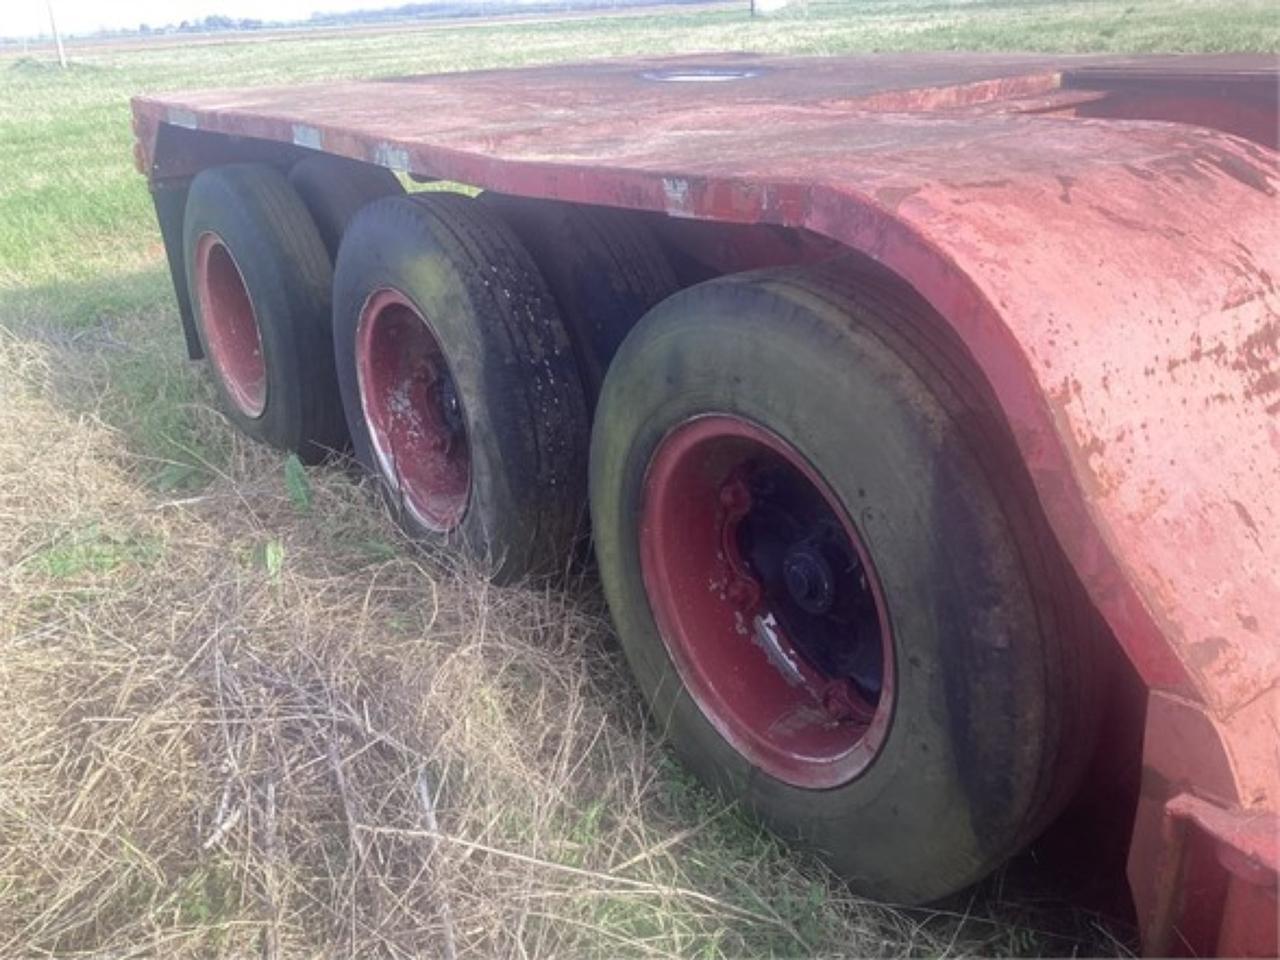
[[0, 2, 1273, 955], [30, 526, 163, 577]]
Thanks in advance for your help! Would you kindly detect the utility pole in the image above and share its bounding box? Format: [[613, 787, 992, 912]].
[[45, 0, 67, 68]]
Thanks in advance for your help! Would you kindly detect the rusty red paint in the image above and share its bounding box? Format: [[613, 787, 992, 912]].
[[132, 53, 1279, 954], [1138, 790, 1279, 957]]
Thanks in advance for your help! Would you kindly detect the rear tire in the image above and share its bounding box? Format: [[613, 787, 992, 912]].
[[590, 261, 1100, 903], [478, 194, 679, 411], [332, 192, 589, 582], [288, 154, 404, 259], [183, 162, 346, 462]]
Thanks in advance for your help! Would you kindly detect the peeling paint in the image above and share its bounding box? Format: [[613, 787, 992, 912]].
[[375, 143, 411, 173], [292, 124, 322, 150], [662, 177, 694, 218], [167, 107, 197, 130]]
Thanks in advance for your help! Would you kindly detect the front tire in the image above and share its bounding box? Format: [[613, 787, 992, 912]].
[[183, 162, 346, 461], [590, 261, 1099, 902]]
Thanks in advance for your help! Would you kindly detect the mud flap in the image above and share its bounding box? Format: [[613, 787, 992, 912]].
[[150, 177, 201, 360]]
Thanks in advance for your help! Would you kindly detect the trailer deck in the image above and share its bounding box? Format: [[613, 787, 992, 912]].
[[132, 53, 1279, 956]]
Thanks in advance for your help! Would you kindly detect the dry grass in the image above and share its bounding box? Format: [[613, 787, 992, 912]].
[[0, 315, 1129, 957], [0, 324, 725, 957]]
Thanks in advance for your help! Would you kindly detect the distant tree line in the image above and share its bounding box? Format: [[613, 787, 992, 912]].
[[143, 15, 267, 35]]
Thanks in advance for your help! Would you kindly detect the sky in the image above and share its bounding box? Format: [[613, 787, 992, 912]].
[[2, 0, 408, 38]]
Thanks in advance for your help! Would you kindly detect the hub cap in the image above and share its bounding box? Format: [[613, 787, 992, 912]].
[[194, 232, 267, 418], [356, 288, 470, 531], [640, 415, 894, 788]]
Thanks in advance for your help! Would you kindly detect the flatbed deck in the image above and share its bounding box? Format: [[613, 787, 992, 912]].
[[134, 53, 1277, 183]]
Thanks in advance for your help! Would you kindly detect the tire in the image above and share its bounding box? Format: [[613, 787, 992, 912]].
[[288, 154, 404, 259], [332, 192, 589, 582], [477, 193, 679, 411], [183, 162, 346, 462], [590, 260, 1100, 903]]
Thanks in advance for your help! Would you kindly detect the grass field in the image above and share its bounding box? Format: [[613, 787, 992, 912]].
[[1, 2, 1276, 956]]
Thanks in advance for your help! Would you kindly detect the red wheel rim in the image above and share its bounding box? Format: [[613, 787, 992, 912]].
[[355, 288, 471, 532], [194, 232, 267, 418], [640, 415, 894, 789]]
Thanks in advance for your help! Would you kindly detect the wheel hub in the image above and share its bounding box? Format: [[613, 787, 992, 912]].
[[194, 231, 267, 418], [640, 415, 895, 788], [355, 288, 472, 532], [782, 543, 835, 615]]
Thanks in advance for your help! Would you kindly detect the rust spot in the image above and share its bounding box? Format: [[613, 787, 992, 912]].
[[1239, 319, 1280, 372], [1229, 498, 1258, 533], [1081, 434, 1107, 458], [1050, 374, 1074, 406], [943, 178, 1012, 190], [1223, 286, 1265, 310], [1189, 636, 1228, 669], [1205, 150, 1276, 196], [1150, 152, 1213, 184], [1166, 336, 1227, 373], [1056, 174, 1076, 204], [1246, 369, 1280, 398], [1091, 203, 1186, 239]]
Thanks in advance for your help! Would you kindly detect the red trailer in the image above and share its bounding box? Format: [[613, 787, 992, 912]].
[[130, 52, 1279, 956]]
